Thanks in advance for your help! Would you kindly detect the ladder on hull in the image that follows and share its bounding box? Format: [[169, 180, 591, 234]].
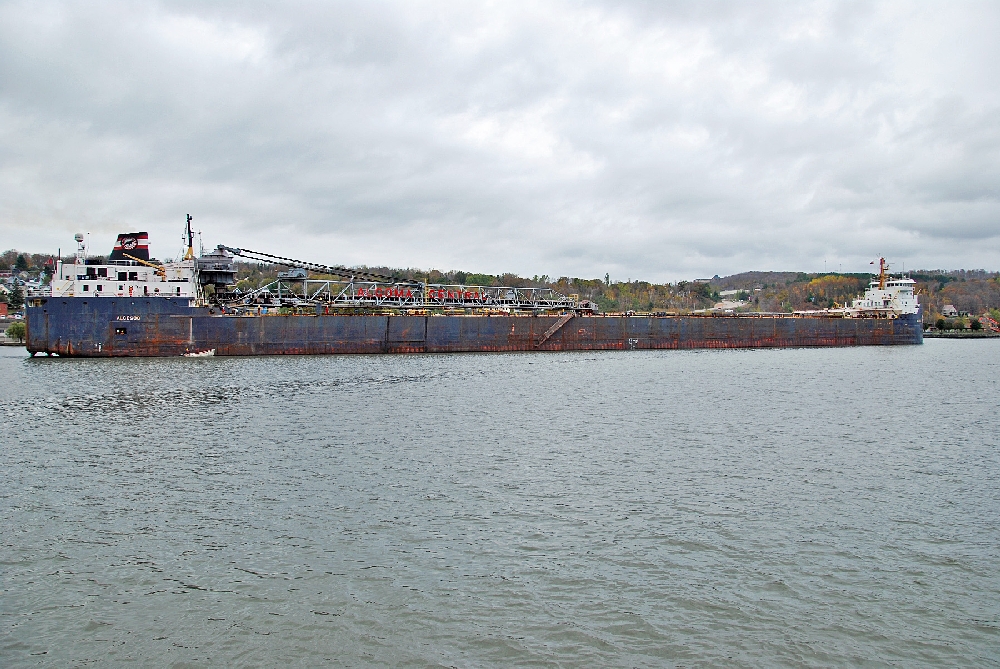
[[536, 313, 575, 347]]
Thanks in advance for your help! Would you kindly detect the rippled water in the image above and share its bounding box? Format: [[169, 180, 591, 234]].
[[2, 341, 999, 667]]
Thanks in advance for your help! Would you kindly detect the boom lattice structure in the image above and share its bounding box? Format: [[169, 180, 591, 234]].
[[220, 247, 594, 313]]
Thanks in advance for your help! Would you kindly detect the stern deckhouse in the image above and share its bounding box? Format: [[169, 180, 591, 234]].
[[49, 232, 199, 300]]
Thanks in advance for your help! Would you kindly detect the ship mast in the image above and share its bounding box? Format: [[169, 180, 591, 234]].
[[878, 257, 888, 289], [183, 214, 195, 261]]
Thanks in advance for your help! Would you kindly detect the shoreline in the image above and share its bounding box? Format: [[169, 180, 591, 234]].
[[923, 331, 999, 339]]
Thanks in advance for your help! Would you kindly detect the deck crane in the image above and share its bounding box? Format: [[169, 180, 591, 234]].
[[123, 253, 166, 278]]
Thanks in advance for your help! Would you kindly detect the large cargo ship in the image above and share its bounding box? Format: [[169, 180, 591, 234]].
[[25, 226, 922, 357]]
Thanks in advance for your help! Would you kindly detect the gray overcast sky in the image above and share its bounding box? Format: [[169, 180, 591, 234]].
[[1, 1, 998, 281]]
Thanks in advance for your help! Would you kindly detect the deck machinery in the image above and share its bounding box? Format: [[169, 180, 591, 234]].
[[211, 246, 596, 315]]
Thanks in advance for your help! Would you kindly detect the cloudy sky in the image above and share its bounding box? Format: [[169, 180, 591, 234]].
[[1, 1, 998, 281]]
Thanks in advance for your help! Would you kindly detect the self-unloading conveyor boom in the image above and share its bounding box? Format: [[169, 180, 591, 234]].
[[217, 246, 595, 314]]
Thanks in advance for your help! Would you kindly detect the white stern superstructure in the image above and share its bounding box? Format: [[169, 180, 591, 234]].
[[49, 230, 198, 299], [49, 258, 197, 298]]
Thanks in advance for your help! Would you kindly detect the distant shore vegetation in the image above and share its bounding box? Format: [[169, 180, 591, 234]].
[[3, 248, 998, 323], [228, 262, 1000, 323]]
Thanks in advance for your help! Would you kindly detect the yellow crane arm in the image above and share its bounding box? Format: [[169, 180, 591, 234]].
[[124, 253, 166, 278]]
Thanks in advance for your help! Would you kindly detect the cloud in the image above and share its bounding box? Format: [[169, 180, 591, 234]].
[[1, 0, 998, 280]]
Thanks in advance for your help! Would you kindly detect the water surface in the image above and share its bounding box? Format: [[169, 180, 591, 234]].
[[2, 341, 999, 666]]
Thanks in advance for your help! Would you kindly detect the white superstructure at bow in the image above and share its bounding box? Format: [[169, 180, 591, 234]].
[[847, 258, 918, 315]]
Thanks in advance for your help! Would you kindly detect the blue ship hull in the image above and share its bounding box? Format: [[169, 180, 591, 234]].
[[24, 297, 923, 356]]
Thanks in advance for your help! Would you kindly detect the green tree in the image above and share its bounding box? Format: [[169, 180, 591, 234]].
[[464, 273, 495, 286], [970, 319, 982, 331], [15, 254, 28, 271], [7, 283, 24, 310], [5, 321, 25, 343], [935, 318, 945, 330]]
